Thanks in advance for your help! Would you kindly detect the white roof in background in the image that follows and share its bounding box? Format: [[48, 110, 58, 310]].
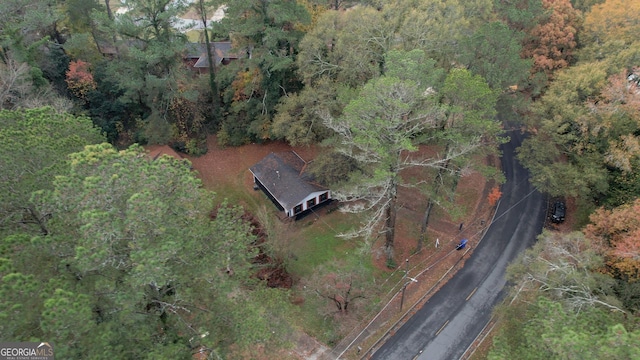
[[115, 3, 226, 32], [211, 5, 227, 22], [176, 5, 226, 32], [182, 0, 226, 20]]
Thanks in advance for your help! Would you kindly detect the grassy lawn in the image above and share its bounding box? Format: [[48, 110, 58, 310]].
[[287, 212, 356, 275]]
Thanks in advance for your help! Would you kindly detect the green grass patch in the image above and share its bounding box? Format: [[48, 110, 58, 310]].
[[185, 30, 202, 42], [209, 181, 271, 213], [286, 211, 361, 277], [294, 295, 341, 344]]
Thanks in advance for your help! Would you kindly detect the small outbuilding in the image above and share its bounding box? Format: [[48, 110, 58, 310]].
[[249, 151, 331, 218]]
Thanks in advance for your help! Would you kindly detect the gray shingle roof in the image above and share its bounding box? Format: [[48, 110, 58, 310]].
[[249, 152, 328, 211]]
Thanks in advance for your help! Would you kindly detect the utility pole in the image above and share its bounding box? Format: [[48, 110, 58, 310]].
[[399, 259, 417, 312], [400, 282, 407, 311], [400, 259, 408, 311]]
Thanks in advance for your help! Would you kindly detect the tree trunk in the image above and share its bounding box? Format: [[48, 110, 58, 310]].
[[90, 29, 104, 55], [385, 177, 398, 262], [196, 1, 220, 123], [416, 198, 434, 252], [417, 145, 451, 252], [199, 0, 219, 118], [26, 206, 49, 235], [104, 0, 113, 20], [450, 172, 460, 197], [100, 0, 121, 58]]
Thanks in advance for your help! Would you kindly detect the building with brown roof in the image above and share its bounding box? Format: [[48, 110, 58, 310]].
[[184, 41, 243, 73]]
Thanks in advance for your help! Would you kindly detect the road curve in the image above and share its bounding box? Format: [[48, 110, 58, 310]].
[[370, 129, 546, 360]]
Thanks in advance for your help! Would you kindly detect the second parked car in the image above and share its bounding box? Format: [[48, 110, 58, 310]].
[[551, 201, 566, 223]]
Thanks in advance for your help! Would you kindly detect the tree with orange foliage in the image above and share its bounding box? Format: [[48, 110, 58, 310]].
[[585, 198, 640, 281], [65, 60, 96, 101], [487, 186, 503, 206], [522, 0, 580, 76]]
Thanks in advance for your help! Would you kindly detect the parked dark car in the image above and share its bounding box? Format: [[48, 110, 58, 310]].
[[551, 201, 566, 223]]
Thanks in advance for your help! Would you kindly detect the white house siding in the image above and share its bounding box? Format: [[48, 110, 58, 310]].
[[287, 190, 331, 217]]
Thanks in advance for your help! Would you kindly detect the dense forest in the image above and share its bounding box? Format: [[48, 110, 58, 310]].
[[1, 0, 639, 358]]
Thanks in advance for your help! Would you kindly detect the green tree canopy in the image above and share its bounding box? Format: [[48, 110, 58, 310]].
[[2, 140, 295, 358], [490, 296, 640, 360], [322, 51, 505, 260], [323, 50, 447, 260], [273, 6, 393, 145], [393, 0, 493, 67], [458, 21, 533, 92], [211, 0, 311, 144], [517, 63, 640, 207], [0, 107, 104, 235], [92, 0, 194, 145], [295, 5, 383, 87]]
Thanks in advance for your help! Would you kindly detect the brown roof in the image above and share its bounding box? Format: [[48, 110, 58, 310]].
[[146, 145, 183, 161], [185, 41, 241, 68]]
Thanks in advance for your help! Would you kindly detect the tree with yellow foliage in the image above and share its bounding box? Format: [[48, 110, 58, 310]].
[[580, 0, 640, 61]]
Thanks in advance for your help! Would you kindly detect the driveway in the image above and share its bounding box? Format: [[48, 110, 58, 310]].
[[370, 129, 546, 360]]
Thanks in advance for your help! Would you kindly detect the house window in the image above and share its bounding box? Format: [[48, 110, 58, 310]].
[[294, 204, 303, 214], [307, 198, 316, 208], [319, 192, 329, 202]]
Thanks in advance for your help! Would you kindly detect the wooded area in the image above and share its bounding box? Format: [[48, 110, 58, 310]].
[[1, 0, 639, 358]]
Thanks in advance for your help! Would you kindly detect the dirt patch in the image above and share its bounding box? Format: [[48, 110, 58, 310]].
[[370, 149, 495, 273], [181, 136, 318, 189]]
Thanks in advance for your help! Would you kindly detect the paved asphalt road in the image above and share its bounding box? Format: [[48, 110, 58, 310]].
[[370, 129, 546, 360]]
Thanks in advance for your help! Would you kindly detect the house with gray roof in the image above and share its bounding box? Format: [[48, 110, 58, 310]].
[[249, 152, 331, 218]]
